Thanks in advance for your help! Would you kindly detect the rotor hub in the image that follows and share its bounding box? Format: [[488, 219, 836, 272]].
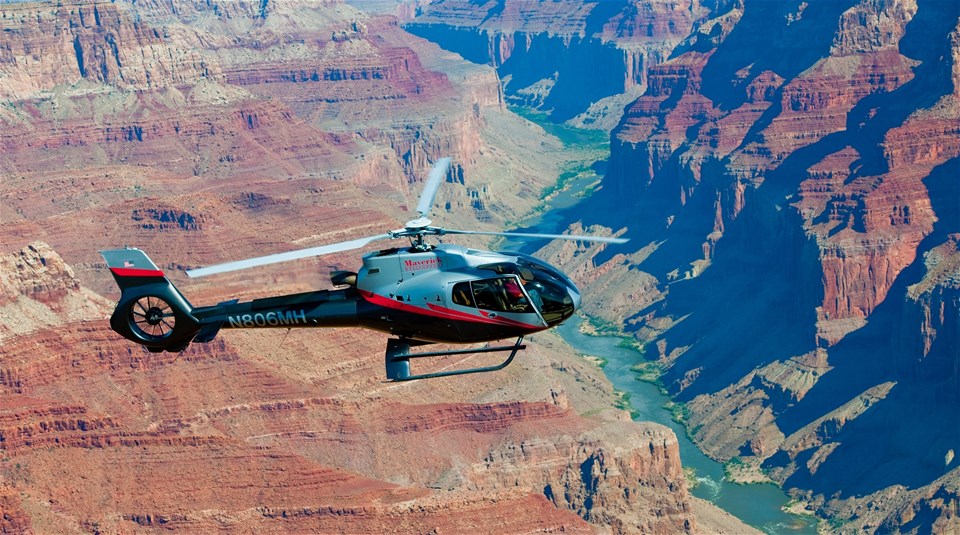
[[145, 307, 165, 325], [405, 217, 432, 230]]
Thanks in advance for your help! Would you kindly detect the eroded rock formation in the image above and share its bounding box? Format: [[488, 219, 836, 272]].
[[0, 0, 559, 291], [404, 0, 702, 128], [0, 241, 712, 532]]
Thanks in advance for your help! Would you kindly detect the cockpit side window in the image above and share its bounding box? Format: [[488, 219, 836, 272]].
[[470, 280, 500, 310], [514, 258, 575, 323], [466, 277, 534, 313], [480, 255, 577, 325], [452, 281, 475, 307]]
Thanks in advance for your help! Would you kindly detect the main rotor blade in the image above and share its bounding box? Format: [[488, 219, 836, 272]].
[[440, 229, 628, 244], [186, 233, 394, 278], [415, 157, 451, 217]]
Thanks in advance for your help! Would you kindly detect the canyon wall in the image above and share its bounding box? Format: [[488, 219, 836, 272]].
[[0, 1, 755, 532], [525, 0, 959, 531], [404, 0, 705, 128], [0, 0, 562, 289]]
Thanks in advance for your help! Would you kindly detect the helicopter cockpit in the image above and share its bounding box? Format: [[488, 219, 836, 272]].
[[474, 255, 581, 326]]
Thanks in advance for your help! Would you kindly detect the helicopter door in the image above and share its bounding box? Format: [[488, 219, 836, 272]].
[[469, 277, 534, 314], [449, 277, 546, 333]]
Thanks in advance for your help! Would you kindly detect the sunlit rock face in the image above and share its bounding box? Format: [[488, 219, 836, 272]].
[[454, 0, 958, 531], [0, 241, 707, 533], [0, 0, 559, 289]]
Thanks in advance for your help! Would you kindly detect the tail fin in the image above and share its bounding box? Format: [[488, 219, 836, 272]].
[[101, 248, 201, 352]]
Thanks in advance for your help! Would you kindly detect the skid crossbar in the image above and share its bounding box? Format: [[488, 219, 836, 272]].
[[386, 337, 525, 381]]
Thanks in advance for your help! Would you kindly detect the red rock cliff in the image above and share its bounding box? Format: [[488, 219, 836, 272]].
[[405, 0, 703, 127], [0, 0, 735, 530], [0, 0, 558, 293]]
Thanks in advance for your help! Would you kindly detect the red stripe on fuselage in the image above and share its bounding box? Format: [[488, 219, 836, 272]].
[[429, 303, 542, 329], [359, 290, 542, 330], [110, 267, 165, 277]]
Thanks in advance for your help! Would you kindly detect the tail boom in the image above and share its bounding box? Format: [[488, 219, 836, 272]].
[[101, 248, 366, 353], [192, 289, 362, 332]]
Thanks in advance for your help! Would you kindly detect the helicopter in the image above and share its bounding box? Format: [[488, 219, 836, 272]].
[[101, 158, 627, 381]]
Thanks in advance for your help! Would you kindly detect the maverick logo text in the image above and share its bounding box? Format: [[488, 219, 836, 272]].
[[403, 258, 441, 271]]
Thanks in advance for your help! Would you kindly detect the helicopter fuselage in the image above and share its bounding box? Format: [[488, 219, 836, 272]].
[[355, 243, 580, 342], [189, 243, 581, 345]]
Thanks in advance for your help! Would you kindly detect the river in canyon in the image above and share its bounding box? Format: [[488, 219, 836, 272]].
[[556, 316, 818, 534], [502, 108, 819, 534]]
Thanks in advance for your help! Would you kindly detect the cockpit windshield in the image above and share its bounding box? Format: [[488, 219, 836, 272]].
[[478, 257, 577, 325]]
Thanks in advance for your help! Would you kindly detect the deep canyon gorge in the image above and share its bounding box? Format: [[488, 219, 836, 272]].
[[0, 0, 957, 533], [406, 0, 959, 532]]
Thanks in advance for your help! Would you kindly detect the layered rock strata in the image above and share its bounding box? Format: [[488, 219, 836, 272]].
[[405, 0, 703, 127], [0, 242, 719, 532], [0, 0, 751, 531], [0, 0, 558, 290]]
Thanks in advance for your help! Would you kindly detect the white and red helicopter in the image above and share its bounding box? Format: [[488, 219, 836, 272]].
[[101, 158, 626, 381]]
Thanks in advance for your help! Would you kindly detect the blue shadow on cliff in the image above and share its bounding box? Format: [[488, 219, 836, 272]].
[[405, 1, 637, 122], [769, 157, 960, 497]]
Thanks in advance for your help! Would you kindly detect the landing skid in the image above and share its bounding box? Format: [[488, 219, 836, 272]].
[[385, 337, 526, 381]]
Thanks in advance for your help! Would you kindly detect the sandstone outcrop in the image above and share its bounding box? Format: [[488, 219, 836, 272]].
[[0, 0, 560, 296], [0, 484, 33, 535], [472, 424, 694, 534]]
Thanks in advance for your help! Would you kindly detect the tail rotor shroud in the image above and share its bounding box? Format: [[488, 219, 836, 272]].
[[102, 248, 201, 352], [129, 295, 177, 341]]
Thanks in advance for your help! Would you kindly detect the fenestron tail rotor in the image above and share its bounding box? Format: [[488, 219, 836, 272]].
[[130, 295, 177, 340]]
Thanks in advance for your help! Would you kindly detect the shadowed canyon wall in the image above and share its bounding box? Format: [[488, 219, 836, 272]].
[[410, 0, 960, 532], [404, 0, 704, 128], [592, 0, 957, 531]]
